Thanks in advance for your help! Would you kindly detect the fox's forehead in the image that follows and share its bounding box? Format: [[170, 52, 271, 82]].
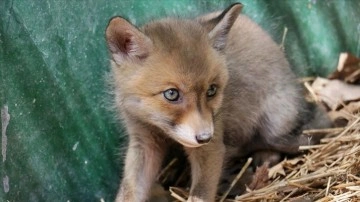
[[142, 19, 212, 62], [142, 19, 208, 49], [140, 19, 227, 87]]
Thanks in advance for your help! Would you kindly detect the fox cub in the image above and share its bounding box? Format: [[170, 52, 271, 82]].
[[105, 3, 331, 202]]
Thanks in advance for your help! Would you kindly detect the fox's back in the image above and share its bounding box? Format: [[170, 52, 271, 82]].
[[217, 15, 331, 158], [221, 15, 303, 146]]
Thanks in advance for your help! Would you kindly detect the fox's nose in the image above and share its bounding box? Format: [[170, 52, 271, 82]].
[[195, 133, 212, 144]]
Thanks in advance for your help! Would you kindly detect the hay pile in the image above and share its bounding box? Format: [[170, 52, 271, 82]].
[[232, 119, 360, 201]]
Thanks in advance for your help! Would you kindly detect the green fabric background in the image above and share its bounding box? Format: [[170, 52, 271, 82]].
[[1, 0, 360, 201]]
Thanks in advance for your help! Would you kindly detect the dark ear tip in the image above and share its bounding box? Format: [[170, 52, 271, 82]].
[[231, 2, 243, 8], [216, 3, 243, 23], [228, 3, 243, 13]]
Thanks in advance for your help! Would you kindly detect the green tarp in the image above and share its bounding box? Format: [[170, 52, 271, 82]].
[[1, 0, 360, 201]]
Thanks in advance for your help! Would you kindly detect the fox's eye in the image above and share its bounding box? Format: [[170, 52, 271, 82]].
[[163, 88, 180, 102], [207, 84, 217, 97]]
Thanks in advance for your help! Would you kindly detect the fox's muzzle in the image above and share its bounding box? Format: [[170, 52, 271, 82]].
[[172, 109, 214, 147]]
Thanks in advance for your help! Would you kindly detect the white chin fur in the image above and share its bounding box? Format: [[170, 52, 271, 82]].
[[173, 124, 202, 148]]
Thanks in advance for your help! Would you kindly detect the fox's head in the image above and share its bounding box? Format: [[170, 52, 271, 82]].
[[106, 4, 242, 148]]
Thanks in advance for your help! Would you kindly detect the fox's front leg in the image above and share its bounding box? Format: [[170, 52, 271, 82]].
[[115, 132, 166, 202], [185, 138, 225, 202]]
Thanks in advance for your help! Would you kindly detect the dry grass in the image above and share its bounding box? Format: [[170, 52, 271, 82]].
[[232, 117, 360, 201]]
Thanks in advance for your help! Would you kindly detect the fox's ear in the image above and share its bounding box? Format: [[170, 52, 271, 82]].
[[105, 17, 152, 65], [199, 3, 242, 51]]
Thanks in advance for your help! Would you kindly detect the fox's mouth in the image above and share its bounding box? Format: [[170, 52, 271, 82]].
[[152, 115, 214, 147], [175, 138, 206, 148]]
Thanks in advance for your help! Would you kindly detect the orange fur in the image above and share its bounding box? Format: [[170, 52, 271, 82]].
[[105, 3, 331, 202]]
